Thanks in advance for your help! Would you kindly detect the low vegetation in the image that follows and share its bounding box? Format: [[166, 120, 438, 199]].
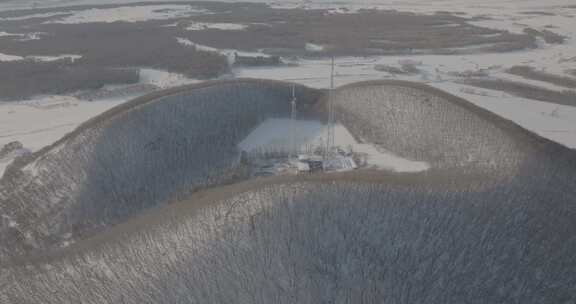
[[0, 20, 230, 99], [507, 65, 576, 89], [0, 60, 139, 100], [464, 78, 576, 106], [523, 28, 566, 44], [374, 63, 421, 75], [0, 141, 23, 159], [180, 6, 535, 56]]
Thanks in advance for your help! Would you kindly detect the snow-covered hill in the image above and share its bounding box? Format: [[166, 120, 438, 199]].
[[2, 78, 576, 303]]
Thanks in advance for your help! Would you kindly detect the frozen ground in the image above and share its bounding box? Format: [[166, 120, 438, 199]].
[[239, 118, 430, 172]]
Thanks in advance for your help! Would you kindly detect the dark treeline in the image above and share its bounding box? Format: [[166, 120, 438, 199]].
[[0, 59, 139, 100], [507, 65, 576, 89], [0, 20, 230, 99], [464, 78, 576, 106]]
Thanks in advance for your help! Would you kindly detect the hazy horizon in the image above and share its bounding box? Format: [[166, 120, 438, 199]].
[[0, 0, 574, 12]]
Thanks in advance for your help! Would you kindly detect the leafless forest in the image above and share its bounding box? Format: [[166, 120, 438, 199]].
[[464, 78, 576, 106], [1, 79, 576, 303]]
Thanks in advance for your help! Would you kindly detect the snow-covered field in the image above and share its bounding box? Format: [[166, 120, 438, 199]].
[[239, 118, 430, 172], [0, 68, 199, 176], [0, 53, 81, 62], [139, 68, 200, 89], [0, 31, 44, 41], [1, 0, 575, 175], [0, 96, 118, 174], [186, 22, 247, 31], [0, 5, 208, 23]]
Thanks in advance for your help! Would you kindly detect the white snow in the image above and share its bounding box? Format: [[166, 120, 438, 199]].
[[139, 68, 199, 89], [0, 53, 24, 62], [0, 32, 46, 40], [176, 38, 222, 53], [0, 31, 20, 37], [305, 43, 325, 52], [176, 37, 270, 65], [0, 96, 119, 151], [33, 54, 82, 62], [0, 68, 201, 176], [176, 37, 195, 47], [0, 96, 124, 176], [0, 11, 68, 21], [0, 5, 208, 23], [50, 5, 207, 24], [433, 82, 576, 149], [186, 22, 247, 31], [1, 0, 575, 15], [0, 53, 82, 62], [19, 32, 46, 41], [239, 118, 430, 172]]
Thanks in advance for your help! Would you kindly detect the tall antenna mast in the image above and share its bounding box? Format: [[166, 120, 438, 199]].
[[324, 56, 335, 169], [289, 84, 297, 162], [329, 56, 335, 151]]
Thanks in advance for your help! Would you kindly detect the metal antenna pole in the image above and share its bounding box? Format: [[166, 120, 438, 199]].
[[324, 56, 335, 170], [329, 56, 335, 152], [290, 85, 297, 162]]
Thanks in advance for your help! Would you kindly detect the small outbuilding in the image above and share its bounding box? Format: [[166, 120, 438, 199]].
[[297, 161, 311, 173]]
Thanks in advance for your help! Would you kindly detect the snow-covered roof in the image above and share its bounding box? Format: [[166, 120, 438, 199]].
[[297, 161, 310, 172]]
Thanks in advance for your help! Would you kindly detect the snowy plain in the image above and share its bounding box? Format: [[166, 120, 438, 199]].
[[1, 0, 576, 175], [0, 68, 199, 175], [0, 53, 81, 62], [0, 4, 208, 23]]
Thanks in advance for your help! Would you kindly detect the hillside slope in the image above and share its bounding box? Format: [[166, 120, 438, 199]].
[[1, 79, 576, 303]]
